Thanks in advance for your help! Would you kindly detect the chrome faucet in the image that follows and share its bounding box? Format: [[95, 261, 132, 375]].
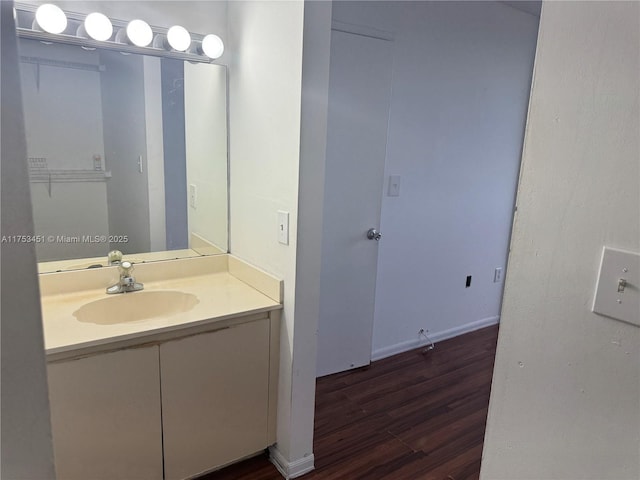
[[107, 261, 144, 294], [107, 249, 123, 266]]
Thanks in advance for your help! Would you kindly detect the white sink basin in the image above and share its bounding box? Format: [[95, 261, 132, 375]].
[[73, 291, 199, 325]]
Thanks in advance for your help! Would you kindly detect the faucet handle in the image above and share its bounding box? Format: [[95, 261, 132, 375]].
[[119, 261, 134, 276]]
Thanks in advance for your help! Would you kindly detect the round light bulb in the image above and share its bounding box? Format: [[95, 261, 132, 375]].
[[84, 12, 112, 41], [35, 4, 67, 34], [201, 34, 224, 59], [167, 25, 191, 52], [126, 19, 152, 47]]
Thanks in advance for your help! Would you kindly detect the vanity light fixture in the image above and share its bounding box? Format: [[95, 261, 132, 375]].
[[80, 12, 113, 42], [33, 3, 67, 34], [14, 2, 225, 64], [166, 25, 191, 52], [200, 34, 224, 59], [124, 19, 153, 47]]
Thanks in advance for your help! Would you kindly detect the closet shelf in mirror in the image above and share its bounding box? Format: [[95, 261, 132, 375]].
[[28, 169, 110, 183], [20, 55, 105, 73]]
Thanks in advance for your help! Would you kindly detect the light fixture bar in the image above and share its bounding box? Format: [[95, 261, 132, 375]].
[[16, 28, 211, 63], [14, 2, 222, 64]]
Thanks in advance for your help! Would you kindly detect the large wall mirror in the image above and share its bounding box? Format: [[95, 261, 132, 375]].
[[18, 37, 228, 273]]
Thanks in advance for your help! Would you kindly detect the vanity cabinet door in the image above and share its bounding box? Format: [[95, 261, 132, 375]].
[[160, 318, 271, 480], [47, 346, 163, 480]]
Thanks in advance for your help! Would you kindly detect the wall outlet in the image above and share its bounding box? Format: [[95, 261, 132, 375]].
[[418, 328, 435, 351], [494, 267, 503, 283], [277, 211, 289, 245], [189, 184, 197, 209]]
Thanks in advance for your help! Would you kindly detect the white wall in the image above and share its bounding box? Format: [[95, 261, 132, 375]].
[[226, 0, 304, 465], [143, 57, 167, 253], [481, 2, 640, 479], [185, 62, 228, 252], [31, 184, 110, 261], [289, 0, 332, 471], [1, 1, 56, 476], [331, 1, 539, 357], [227, 1, 332, 474]]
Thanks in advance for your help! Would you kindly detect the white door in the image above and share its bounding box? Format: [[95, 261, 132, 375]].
[[316, 29, 394, 377], [101, 50, 151, 254]]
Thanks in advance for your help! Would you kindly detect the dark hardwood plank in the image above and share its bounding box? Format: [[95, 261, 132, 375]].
[[308, 437, 414, 480], [198, 452, 280, 480], [200, 325, 498, 480]]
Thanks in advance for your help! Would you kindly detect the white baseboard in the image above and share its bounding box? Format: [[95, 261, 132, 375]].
[[371, 316, 500, 362], [269, 446, 315, 479]]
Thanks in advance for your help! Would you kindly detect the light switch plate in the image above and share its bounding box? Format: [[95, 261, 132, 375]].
[[494, 267, 503, 283], [277, 211, 289, 245], [189, 184, 197, 209], [388, 175, 401, 197], [592, 246, 640, 327]]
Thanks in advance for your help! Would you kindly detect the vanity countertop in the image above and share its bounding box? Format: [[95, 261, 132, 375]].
[[40, 255, 282, 361]]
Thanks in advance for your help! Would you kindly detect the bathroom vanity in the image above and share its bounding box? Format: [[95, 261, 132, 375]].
[[41, 255, 282, 480], [14, 6, 270, 477]]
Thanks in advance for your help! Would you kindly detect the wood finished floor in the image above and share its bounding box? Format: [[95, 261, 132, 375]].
[[200, 325, 499, 480]]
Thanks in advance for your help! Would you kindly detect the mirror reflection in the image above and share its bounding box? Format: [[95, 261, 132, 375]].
[[18, 38, 228, 272]]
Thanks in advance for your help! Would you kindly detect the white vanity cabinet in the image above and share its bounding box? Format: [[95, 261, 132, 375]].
[[47, 346, 163, 480], [43, 255, 283, 479], [160, 318, 271, 480], [47, 312, 280, 480]]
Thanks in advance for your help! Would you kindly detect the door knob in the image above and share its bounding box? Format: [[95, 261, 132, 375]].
[[367, 228, 382, 241]]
